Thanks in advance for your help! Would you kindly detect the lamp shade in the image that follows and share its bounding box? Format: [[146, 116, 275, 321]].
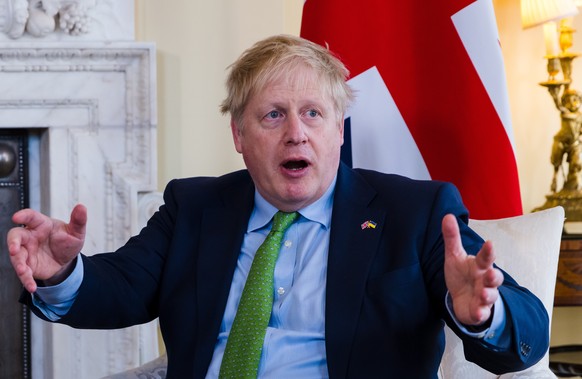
[[521, 0, 579, 29]]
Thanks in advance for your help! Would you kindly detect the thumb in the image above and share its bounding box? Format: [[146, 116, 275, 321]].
[[68, 204, 87, 238], [442, 214, 465, 259]]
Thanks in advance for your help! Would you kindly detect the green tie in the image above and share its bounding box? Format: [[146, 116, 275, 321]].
[[219, 211, 299, 379]]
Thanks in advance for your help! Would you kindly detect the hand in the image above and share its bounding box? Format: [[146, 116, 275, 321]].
[[442, 214, 504, 326], [7, 204, 87, 293]]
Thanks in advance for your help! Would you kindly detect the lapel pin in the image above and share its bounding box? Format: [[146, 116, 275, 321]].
[[361, 220, 377, 230]]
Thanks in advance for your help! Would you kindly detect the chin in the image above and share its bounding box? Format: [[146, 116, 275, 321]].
[[283, 191, 318, 209]]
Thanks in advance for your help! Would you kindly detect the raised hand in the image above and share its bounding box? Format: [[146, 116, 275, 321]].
[[7, 204, 87, 293], [442, 214, 504, 326]]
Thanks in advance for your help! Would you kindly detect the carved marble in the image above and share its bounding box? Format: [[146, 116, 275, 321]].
[[0, 0, 133, 41], [0, 43, 160, 378], [0, 0, 28, 38]]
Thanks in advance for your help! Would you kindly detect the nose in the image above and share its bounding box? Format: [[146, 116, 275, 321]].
[[285, 114, 308, 145]]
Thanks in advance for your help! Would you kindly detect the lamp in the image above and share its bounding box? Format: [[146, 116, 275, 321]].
[[524, 0, 582, 224], [522, 0, 578, 79], [521, 0, 578, 29]]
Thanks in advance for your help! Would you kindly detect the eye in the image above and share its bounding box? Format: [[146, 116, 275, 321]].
[[305, 109, 320, 118], [265, 110, 282, 119]]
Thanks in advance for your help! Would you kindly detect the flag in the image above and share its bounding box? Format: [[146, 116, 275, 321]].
[[301, 0, 522, 219]]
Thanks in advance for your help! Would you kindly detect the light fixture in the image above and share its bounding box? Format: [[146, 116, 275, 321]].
[[521, 0, 579, 30], [522, 0, 578, 79]]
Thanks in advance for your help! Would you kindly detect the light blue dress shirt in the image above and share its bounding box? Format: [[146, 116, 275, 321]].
[[204, 179, 336, 378], [33, 176, 508, 378]]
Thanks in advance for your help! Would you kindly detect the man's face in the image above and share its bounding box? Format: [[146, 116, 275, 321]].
[[231, 65, 344, 212]]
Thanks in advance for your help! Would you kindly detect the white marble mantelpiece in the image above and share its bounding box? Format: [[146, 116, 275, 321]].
[[0, 0, 134, 41], [0, 42, 160, 378]]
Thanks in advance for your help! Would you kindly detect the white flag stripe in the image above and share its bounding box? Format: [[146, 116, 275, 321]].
[[345, 66, 431, 180], [452, 0, 516, 150]]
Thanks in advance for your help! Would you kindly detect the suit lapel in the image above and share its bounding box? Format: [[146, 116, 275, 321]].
[[326, 164, 387, 378], [190, 165, 387, 377], [194, 175, 255, 371]]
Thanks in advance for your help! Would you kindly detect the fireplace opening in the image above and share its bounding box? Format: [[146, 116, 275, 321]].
[[0, 129, 31, 379]]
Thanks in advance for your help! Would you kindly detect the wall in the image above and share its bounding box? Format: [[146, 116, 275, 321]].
[[494, 0, 582, 346], [135, 0, 581, 347], [135, 0, 303, 184]]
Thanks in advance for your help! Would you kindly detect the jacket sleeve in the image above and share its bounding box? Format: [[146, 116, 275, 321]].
[[435, 184, 549, 374], [21, 179, 182, 329]]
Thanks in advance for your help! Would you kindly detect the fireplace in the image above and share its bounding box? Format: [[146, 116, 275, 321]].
[[0, 2, 161, 376]]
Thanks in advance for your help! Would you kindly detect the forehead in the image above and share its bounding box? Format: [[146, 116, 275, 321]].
[[255, 65, 330, 101]]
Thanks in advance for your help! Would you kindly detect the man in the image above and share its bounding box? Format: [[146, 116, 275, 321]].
[[8, 35, 548, 378]]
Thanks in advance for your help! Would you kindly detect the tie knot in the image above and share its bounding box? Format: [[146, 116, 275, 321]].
[[272, 211, 299, 233]]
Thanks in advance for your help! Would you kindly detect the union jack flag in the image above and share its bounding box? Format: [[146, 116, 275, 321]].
[[361, 220, 377, 230], [301, 0, 522, 219]]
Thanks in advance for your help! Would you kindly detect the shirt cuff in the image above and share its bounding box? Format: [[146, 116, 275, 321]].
[[32, 256, 84, 321]]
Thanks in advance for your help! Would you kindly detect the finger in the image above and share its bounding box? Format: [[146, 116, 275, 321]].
[[7, 226, 24, 251], [18, 265, 37, 293], [67, 204, 87, 238], [483, 267, 504, 288], [475, 284, 500, 305], [7, 233, 37, 293], [474, 240, 496, 269], [442, 214, 465, 259], [472, 306, 492, 325], [11, 208, 45, 229]]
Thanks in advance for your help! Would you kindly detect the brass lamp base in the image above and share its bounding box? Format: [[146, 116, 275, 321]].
[[534, 189, 582, 222]]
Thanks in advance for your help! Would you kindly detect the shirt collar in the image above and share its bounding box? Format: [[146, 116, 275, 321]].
[[248, 176, 337, 233]]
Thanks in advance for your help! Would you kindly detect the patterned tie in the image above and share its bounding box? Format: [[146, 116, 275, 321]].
[[219, 211, 299, 379]]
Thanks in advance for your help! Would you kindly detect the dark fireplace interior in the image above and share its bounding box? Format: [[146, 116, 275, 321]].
[[0, 130, 30, 379]]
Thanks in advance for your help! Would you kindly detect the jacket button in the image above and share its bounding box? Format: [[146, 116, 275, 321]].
[[519, 342, 531, 357]]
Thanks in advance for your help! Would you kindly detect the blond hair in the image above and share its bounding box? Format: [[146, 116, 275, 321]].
[[220, 34, 354, 127]]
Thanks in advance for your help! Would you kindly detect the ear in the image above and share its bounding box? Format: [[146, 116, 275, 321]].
[[230, 118, 243, 153]]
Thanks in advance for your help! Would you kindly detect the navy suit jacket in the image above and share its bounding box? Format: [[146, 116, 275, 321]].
[[25, 163, 549, 378]]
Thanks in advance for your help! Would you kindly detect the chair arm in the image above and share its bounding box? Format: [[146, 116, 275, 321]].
[[101, 354, 168, 379], [498, 365, 557, 379]]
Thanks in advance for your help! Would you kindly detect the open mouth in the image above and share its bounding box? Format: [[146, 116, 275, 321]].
[[283, 160, 308, 170]]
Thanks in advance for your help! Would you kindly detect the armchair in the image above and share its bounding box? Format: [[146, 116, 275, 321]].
[[103, 354, 167, 379]]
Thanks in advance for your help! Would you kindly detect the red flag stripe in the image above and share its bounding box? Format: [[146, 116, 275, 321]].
[[301, 0, 522, 219]]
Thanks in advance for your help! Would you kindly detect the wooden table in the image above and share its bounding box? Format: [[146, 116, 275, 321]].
[[555, 237, 582, 306], [549, 237, 582, 377]]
